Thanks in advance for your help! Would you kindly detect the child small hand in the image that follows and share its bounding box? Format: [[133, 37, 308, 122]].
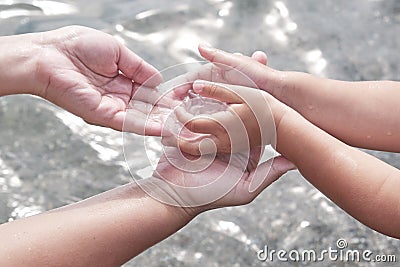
[[167, 81, 286, 155]]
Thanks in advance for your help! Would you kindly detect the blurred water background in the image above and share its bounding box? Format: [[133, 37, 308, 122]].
[[1, 0, 400, 266]]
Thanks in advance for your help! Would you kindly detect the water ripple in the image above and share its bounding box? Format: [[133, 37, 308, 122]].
[[0, 0, 76, 19]]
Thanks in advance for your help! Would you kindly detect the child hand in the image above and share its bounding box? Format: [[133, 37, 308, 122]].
[[197, 44, 282, 96], [164, 81, 288, 155]]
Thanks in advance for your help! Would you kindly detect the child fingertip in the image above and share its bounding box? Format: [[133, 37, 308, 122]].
[[193, 82, 204, 93], [174, 105, 183, 116], [199, 42, 213, 50]]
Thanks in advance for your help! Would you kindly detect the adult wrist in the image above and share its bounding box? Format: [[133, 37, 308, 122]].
[[30, 29, 61, 98], [0, 32, 44, 96]]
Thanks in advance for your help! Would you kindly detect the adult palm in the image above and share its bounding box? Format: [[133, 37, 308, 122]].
[[150, 147, 295, 211], [35, 26, 162, 131]]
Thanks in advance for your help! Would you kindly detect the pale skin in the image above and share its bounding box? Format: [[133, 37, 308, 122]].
[[0, 25, 163, 133], [0, 27, 295, 265], [173, 46, 400, 238]]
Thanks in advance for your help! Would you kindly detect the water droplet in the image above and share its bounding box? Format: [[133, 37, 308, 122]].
[[387, 132, 393, 136], [308, 105, 314, 110], [300, 220, 310, 228]]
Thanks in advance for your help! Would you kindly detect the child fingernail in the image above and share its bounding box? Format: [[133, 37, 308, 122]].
[[193, 82, 204, 93], [199, 42, 215, 52]]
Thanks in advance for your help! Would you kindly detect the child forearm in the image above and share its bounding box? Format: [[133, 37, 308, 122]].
[[276, 109, 400, 238], [197, 45, 400, 151], [275, 72, 400, 151], [0, 182, 196, 266]]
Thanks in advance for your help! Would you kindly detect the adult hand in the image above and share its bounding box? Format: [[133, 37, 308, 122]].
[[150, 147, 295, 214], [125, 83, 187, 136], [34, 26, 162, 131]]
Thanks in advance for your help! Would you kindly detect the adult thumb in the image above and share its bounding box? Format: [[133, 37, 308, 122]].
[[248, 156, 296, 194]]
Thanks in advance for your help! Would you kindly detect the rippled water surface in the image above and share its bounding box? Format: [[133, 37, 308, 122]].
[[1, 0, 400, 266]]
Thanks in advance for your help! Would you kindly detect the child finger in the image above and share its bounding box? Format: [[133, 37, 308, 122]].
[[198, 44, 244, 68], [175, 106, 236, 140], [177, 138, 201, 155], [251, 51, 268, 65], [193, 81, 243, 104], [174, 106, 219, 135], [185, 117, 223, 135], [178, 137, 219, 156]]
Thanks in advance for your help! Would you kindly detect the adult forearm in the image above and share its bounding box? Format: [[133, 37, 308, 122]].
[[273, 72, 400, 151], [0, 181, 196, 266], [276, 109, 400, 238], [0, 33, 43, 96]]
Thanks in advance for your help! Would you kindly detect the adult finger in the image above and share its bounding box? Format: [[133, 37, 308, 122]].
[[161, 135, 177, 147], [118, 44, 163, 87], [131, 84, 162, 104], [248, 156, 296, 194], [131, 84, 179, 108], [129, 100, 154, 114], [122, 110, 163, 136]]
